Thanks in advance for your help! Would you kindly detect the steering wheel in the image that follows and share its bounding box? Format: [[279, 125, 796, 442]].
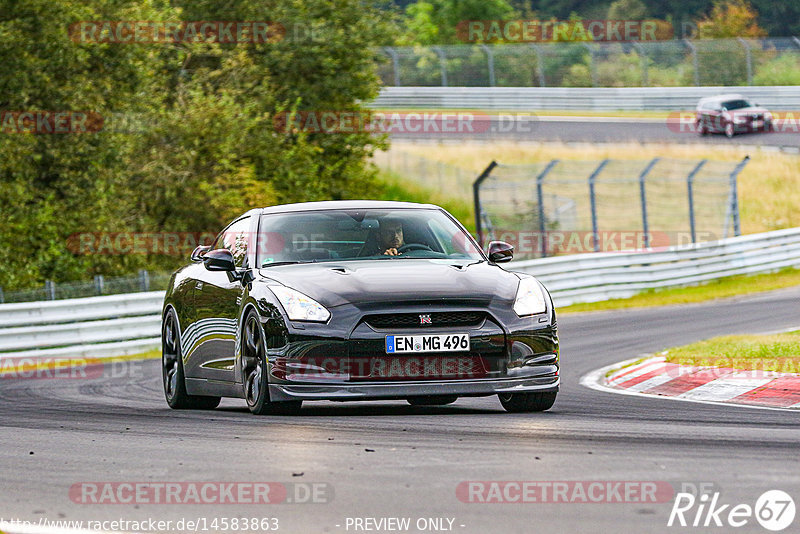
[[397, 243, 432, 254]]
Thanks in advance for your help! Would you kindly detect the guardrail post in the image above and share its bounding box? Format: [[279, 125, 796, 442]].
[[686, 159, 707, 244], [473, 161, 499, 246], [45, 280, 56, 300], [383, 47, 401, 86], [583, 44, 597, 87], [683, 40, 700, 86], [737, 38, 753, 85], [94, 275, 104, 295], [588, 159, 610, 253], [728, 155, 749, 237], [139, 270, 150, 292], [432, 46, 448, 87], [536, 160, 559, 258], [632, 42, 648, 86], [480, 44, 496, 87], [638, 158, 659, 249], [529, 44, 546, 87]]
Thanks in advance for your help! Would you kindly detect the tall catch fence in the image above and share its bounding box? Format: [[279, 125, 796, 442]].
[[377, 39, 800, 88], [0, 270, 172, 304], [474, 157, 749, 259]]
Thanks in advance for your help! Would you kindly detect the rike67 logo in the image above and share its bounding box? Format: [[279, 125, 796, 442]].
[[669, 489, 795, 531]]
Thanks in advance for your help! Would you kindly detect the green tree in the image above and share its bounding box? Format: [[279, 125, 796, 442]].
[[401, 0, 517, 45], [697, 0, 766, 38], [607, 0, 648, 20], [0, 0, 392, 291], [0, 0, 181, 288]]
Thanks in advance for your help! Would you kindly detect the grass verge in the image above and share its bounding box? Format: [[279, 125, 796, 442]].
[[560, 267, 800, 314], [662, 331, 800, 374], [0, 349, 160, 376]]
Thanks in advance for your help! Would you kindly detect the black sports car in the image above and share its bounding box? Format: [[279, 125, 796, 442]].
[[161, 201, 559, 414]]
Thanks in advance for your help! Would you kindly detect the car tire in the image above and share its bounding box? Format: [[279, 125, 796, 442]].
[[498, 392, 557, 413], [242, 310, 302, 416], [697, 121, 707, 136], [725, 123, 735, 138], [162, 309, 221, 410], [407, 395, 458, 406]]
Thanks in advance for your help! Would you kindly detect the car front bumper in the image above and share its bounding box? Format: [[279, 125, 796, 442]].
[[268, 374, 559, 401]]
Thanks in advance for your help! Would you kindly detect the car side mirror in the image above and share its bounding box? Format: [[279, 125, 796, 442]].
[[191, 245, 211, 262], [487, 241, 514, 263], [203, 249, 236, 271]]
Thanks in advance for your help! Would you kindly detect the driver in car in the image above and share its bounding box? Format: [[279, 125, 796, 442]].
[[378, 218, 405, 256]]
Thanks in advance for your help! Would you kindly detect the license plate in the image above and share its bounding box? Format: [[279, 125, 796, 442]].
[[386, 333, 470, 353]]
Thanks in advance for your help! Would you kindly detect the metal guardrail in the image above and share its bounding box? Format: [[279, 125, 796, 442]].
[[0, 291, 164, 360], [372, 86, 800, 111], [1, 227, 798, 360], [511, 227, 800, 306]]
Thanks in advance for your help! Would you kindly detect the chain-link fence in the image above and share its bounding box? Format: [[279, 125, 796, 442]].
[[0, 270, 172, 304], [378, 39, 800, 88], [474, 157, 749, 259]]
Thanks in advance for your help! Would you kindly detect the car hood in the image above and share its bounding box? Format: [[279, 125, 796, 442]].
[[258, 259, 521, 308]]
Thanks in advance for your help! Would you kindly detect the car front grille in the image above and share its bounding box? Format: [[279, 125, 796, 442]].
[[365, 311, 486, 330]]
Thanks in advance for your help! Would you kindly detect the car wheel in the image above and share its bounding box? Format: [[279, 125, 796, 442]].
[[725, 122, 735, 138], [162, 309, 221, 410], [697, 121, 707, 136], [498, 392, 557, 413], [242, 310, 302, 415], [407, 395, 458, 406]]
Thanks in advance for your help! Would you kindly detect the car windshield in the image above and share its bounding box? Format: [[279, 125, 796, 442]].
[[256, 208, 483, 267], [722, 99, 753, 110]]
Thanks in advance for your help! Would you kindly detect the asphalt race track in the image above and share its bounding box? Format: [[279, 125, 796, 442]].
[[1, 287, 798, 533], [389, 115, 800, 147]]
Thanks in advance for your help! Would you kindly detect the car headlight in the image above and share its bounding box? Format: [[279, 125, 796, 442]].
[[270, 286, 330, 322], [513, 277, 547, 317]]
